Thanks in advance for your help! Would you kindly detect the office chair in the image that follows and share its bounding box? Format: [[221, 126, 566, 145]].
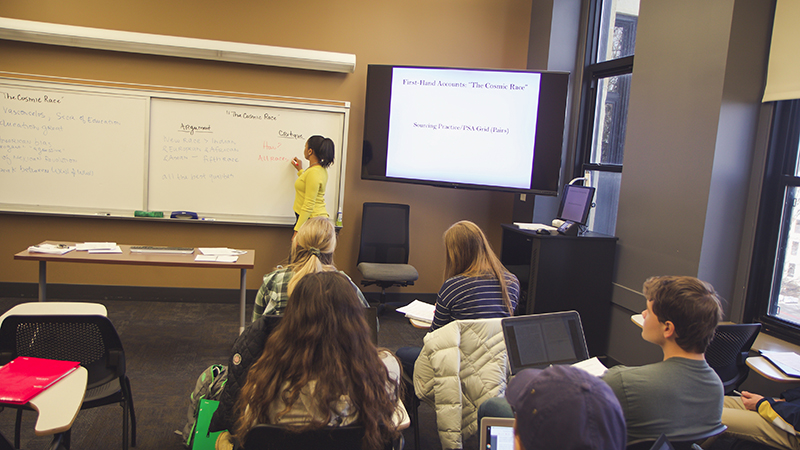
[[0, 314, 136, 450], [705, 323, 762, 395], [243, 424, 401, 450], [357, 203, 419, 313], [626, 425, 727, 450]]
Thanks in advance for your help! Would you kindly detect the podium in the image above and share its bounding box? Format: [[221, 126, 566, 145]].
[[500, 224, 618, 356]]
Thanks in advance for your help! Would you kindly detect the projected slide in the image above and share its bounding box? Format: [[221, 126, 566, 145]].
[[385, 67, 542, 189]]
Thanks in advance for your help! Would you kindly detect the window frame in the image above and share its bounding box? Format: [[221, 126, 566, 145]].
[[746, 99, 800, 344], [572, 0, 636, 235]]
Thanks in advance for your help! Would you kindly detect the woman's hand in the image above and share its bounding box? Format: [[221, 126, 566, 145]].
[[291, 157, 303, 171]]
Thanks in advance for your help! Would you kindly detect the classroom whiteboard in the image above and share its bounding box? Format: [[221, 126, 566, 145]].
[[0, 74, 349, 224], [148, 98, 345, 222], [0, 82, 148, 214]]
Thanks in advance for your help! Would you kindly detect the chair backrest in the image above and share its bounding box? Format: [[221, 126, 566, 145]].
[[357, 203, 410, 265], [0, 314, 126, 389], [705, 323, 761, 393], [243, 424, 366, 450]]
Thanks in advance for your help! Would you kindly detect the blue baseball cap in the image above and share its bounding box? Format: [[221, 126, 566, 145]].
[[505, 365, 626, 450]]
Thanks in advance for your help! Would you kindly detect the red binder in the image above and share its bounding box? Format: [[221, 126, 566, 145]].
[[0, 356, 80, 405]]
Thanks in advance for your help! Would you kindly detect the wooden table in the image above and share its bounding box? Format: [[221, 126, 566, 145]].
[[15, 241, 255, 333]]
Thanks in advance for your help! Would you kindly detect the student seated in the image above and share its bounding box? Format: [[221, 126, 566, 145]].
[[505, 365, 627, 450], [395, 220, 520, 375], [721, 388, 800, 450], [478, 275, 724, 443], [225, 272, 407, 450], [252, 216, 367, 320], [602, 275, 724, 441]]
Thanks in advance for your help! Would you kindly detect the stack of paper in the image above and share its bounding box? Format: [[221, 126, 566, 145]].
[[77, 242, 122, 254], [196, 248, 245, 263], [760, 350, 800, 377], [27, 243, 75, 255], [396, 300, 435, 325], [572, 357, 608, 377]]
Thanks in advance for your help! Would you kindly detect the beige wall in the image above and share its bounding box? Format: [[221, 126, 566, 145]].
[[0, 0, 532, 293]]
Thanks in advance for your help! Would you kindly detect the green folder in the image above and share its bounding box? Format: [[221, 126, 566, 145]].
[[192, 399, 222, 450]]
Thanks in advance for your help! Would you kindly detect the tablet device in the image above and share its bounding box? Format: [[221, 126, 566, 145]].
[[479, 417, 516, 450], [502, 311, 589, 375]]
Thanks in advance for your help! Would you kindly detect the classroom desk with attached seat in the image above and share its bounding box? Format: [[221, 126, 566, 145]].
[[14, 241, 255, 333]]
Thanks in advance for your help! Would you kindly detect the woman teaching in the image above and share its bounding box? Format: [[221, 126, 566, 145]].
[[291, 135, 335, 238]]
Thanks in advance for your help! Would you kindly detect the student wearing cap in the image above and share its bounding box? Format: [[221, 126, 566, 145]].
[[505, 364, 627, 450], [601, 275, 724, 441]]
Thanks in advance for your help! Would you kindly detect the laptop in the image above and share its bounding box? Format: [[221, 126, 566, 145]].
[[502, 310, 590, 375], [479, 417, 516, 450]]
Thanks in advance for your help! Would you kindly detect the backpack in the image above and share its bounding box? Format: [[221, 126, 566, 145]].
[[182, 364, 228, 448]]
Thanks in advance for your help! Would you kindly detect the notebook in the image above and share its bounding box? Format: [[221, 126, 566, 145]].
[[480, 417, 516, 450], [502, 310, 590, 375], [0, 356, 80, 405]]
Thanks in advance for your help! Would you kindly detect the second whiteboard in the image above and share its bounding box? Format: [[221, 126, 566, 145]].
[[148, 97, 347, 224]]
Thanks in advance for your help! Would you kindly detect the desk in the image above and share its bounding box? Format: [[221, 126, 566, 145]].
[[0, 365, 87, 449], [748, 333, 800, 383], [14, 241, 255, 333]]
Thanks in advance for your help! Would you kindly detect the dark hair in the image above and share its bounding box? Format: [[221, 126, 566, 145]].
[[307, 135, 335, 168], [233, 272, 399, 449], [643, 275, 723, 353]]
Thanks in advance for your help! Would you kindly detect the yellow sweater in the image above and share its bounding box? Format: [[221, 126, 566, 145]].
[[293, 164, 328, 231]]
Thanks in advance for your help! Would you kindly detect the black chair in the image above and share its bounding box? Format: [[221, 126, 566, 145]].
[[0, 314, 136, 450], [626, 425, 727, 450], [244, 424, 400, 450], [400, 371, 421, 450], [357, 203, 419, 313], [705, 323, 762, 395]]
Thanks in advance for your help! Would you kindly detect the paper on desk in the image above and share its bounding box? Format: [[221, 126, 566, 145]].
[[572, 357, 608, 377], [760, 350, 800, 376], [513, 222, 557, 231], [396, 300, 435, 323], [27, 244, 75, 255], [198, 247, 246, 256], [88, 246, 122, 254], [76, 242, 117, 251], [195, 255, 239, 263]]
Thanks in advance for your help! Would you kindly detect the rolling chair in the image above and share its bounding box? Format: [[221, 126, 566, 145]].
[[0, 314, 136, 450], [626, 425, 727, 450], [705, 323, 762, 395], [357, 203, 419, 313], [243, 424, 401, 450]]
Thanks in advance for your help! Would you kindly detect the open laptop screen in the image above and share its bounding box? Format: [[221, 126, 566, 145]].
[[502, 311, 589, 374]]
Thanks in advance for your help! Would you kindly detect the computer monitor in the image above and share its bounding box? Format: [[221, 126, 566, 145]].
[[557, 184, 595, 225]]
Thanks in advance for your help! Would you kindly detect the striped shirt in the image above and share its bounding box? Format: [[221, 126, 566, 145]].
[[430, 274, 520, 331]]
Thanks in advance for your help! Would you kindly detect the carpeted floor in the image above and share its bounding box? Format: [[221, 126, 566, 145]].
[[0, 297, 443, 450], [0, 297, 775, 450]]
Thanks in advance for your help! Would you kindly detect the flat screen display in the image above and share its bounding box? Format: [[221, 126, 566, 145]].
[[362, 65, 569, 195], [557, 184, 595, 225]]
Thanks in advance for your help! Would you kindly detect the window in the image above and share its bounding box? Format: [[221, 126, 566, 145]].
[[575, 0, 640, 235], [747, 100, 800, 340]]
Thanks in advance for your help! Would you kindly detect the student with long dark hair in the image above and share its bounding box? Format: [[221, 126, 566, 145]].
[[290, 135, 335, 239], [231, 272, 407, 450]]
